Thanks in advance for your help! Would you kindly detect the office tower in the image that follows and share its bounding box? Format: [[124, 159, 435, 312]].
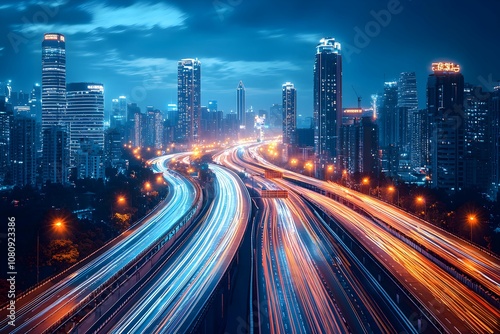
[[11, 116, 37, 186], [144, 106, 164, 149], [342, 115, 379, 175], [208, 100, 217, 113], [410, 109, 429, 168], [42, 126, 69, 184], [30, 83, 42, 123], [145, 106, 156, 147], [133, 111, 145, 147], [427, 62, 465, 192], [314, 37, 342, 176], [492, 86, 500, 198], [66, 83, 105, 164], [104, 128, 123, 167], [398, 72, 418, 163], [379, 81, 398, 147], [0, 99, 13, 184], [41, 33, 66, 132], [125, 102, 140, 144], [282, 82, 297, 146], [237, 81, 246, 128], [269, 104, 282, 128], [224, 112, 239, 139], [177, 58, 201, 144], [111, 96, 127, 128], [464, 84, 493, 191], [74, 140, 105, 180]]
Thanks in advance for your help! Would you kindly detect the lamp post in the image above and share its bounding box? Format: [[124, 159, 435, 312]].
[[327, 165, 334, 181], [388, 186, 399, 206], [468, 215, 476, 242], [416, 196, 426, 218], [362, 177, 370, 195], [37, 219, 65, 284]]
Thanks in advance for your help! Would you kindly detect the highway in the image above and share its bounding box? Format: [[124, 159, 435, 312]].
[[0, 154, 199, 334], [244, 143, 500, 334], [217, 147, 402, 334], [104, 163, 251, 333]]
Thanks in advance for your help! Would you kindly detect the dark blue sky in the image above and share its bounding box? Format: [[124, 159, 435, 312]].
[[1, 0, 499, 117]]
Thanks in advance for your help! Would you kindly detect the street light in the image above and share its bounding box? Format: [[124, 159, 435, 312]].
[[37, 219, 65, 284], [362, 177, 370, 194], [468, 214, 477, 242], [416, 196, 426, 218], [388, 186, 399, 206], [327, 165, 334, 181]]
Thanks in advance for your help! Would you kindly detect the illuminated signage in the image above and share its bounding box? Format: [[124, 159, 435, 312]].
[[44, 34, 64, 42], [343, 108, 363, 114], [87, 85, 104, 91], [431, 62, 460, 73]]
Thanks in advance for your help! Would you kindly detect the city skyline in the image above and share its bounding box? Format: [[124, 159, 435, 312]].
[[1, 0, 499, 116]]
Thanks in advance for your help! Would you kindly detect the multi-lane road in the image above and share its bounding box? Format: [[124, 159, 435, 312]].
[[217, 147, 410, 334], [236, 143, 500, 334], [0, 154, 199, 334], [96, 163, 251, 333]]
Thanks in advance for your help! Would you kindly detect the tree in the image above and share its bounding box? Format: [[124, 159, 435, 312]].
[[46, 239, 79, 268]]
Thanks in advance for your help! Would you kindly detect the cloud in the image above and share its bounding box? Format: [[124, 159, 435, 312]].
[[202, 58, 301, 79], [12, 1, 186, 35]]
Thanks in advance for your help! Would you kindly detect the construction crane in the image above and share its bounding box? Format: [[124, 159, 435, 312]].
[[352, 86, 362, 110]]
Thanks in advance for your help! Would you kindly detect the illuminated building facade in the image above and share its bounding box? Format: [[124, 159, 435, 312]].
[[177, 58, 201, 144], [237, 81, 246, 129], [314, 37, 342, 177], [11, 116, 37, 186], [427, 62, 465, 192], [282, 82, 297, 146], [66, 83, 105, 164], [41, 33, 66, 132]]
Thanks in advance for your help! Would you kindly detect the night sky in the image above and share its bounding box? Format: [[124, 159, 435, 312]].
[[0, 0, 499, 117]]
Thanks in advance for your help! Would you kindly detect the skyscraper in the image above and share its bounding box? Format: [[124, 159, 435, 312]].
[[379, 81, 399, 148], [237, 81, 246, 129], [0, 99, 12, 184], [66, 83, 105, 164], [464, 84, 493, 191], [42, 125, 69, 184], [398, 72, 418, 163], [177, 58, 201, 144], [427, 62, 465, 192], [111, 95, 127, 128], [314, 37, 342, 176], [41, 33, 66, 132], [282, 82, 297, 146], [11, 116, 37, 186]]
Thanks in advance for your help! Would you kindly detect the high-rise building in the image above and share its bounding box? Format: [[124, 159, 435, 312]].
[[341, 113, 379, 176], [110, 96, 127, 128], [398, 72, 418, 162], [269, 104, 282, 128], [0, 99, 13, 184], [491, 86, 500, 198], [282, 82, 297, 146], [30, 83, 42, 123], [314, 37, 342, 176], [237, 81, 246, 129], [427, 62, 465, 192], [410, 109, 429, 168], [41, 33, 66, 132], [104, 128, 123, 167], [379, 81, 398, 147], [11, 116, 37, 186], [177, 58, 201, 144], [42, 125, 69, 184], [66, 83, 105, 164], [464, 84, 493, 191]]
